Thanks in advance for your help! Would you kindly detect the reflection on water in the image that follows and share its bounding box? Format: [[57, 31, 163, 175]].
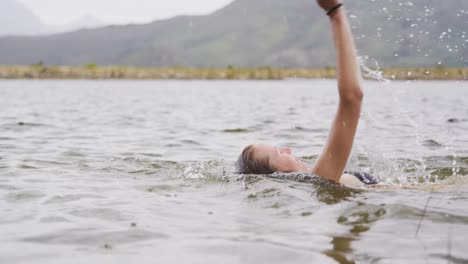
[[325, 203, 387, 264], [0, 80, 467, 263]]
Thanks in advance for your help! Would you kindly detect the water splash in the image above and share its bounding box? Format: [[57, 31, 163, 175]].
[[358, 56, 390, 83], [182, 161, 231, 181], [183, 162, 206, 179]]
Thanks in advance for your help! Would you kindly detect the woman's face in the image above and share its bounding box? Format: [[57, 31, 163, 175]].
[[253, 144, 308, 173]]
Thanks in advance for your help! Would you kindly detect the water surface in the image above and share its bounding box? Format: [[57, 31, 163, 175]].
[[0, 80, 467, 263]]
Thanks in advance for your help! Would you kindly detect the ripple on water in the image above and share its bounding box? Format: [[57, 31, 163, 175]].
[[138, 152, 163, 158], [422, 139, 443, 149], [289, 126, 328, 133], [109, 155, 180, 171], [256, 173, 362, 204], [17, 164, 39, 170], [40, 216, 70, 223], [0, 184, 17, 191], [136, 184, 177, 193], [0, 122, 51, 132], [223, 128, 250, 133], [44, 194, 105, 204], [68, 208, 129, 222], [150, 160, 183, 170], [5, 191, 46, 203], [429, 254, 468, 264], [180, 139, 202, 145], [165, 143, 182, 148], [387, 204, 468, 225], [0, 143, 16, 150], [21, 229, 168, 246], [61, 151, 86, 157], [22, 159, 72, 167], [337, 203, 388, 226]]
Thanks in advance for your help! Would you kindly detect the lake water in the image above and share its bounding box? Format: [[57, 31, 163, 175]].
[[0, 80, 467, 263]]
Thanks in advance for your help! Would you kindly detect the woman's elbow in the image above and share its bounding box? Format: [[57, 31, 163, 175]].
[[339, 86, 364, 104]]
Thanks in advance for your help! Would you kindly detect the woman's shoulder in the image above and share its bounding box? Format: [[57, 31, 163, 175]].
[[265, 170, 379, 187]]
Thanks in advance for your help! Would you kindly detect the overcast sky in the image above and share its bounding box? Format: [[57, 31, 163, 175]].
[[18, 0, 234, 25]]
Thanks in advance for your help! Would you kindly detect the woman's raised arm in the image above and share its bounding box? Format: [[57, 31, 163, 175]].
[[311, 0, 364, 183]]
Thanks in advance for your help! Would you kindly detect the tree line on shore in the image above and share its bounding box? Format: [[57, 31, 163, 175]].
[[0, 64, 466, 80]]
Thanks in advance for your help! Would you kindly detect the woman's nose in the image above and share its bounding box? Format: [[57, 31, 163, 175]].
[[280, 147, 292, 155]]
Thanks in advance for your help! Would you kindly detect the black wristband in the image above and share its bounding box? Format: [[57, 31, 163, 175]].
[[326, 3, 343, 16]]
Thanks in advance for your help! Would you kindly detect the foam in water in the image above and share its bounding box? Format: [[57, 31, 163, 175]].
[[183, 162, 207, 179]]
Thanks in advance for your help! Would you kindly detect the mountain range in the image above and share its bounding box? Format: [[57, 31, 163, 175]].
[[0, 0, 104, 37], [0, 0, 46, 36], [0, 0, 466, 67]]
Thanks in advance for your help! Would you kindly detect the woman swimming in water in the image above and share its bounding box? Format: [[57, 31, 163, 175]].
[[236, 0, 377, 186]]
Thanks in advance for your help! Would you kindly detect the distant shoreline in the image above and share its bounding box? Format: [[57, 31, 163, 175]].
[[0, 65, 466, 80]]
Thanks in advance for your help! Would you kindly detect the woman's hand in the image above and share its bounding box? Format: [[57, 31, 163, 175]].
[[316, 0, 341, 12]]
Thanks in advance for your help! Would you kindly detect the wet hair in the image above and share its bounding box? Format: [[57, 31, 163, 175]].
[[236, 145, 275, 174]]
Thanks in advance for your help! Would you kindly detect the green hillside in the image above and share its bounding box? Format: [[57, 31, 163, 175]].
[[0, 0, 466, 67]]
